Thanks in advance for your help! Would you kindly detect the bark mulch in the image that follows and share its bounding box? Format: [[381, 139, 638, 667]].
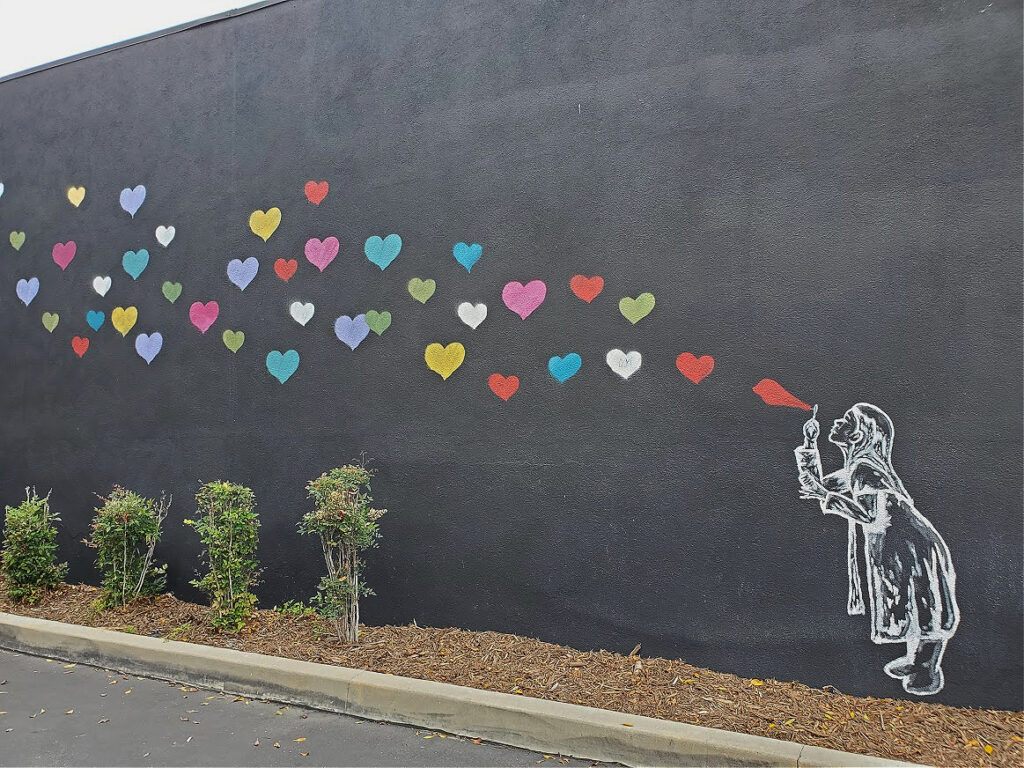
[[1, 583, 1020, 768]]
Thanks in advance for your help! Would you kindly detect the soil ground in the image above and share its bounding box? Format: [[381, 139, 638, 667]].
[[1, 582, 1021, 768]]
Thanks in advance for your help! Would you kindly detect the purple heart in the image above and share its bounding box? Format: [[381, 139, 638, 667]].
[[119, 185, 147, 217], [16, 277, 39, 306], [227, 257, 259, 290], [334, 314, 370, 350], [135, 332, 163, 364]]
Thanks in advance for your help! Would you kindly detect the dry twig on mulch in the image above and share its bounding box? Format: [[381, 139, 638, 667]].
[[1, 582, 1020, 768]]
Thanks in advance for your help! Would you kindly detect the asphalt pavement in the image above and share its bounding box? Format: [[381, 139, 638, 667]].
[[0, 647, 597, 766]]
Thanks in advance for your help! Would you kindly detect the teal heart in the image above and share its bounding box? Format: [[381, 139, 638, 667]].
[[453, 242, 482, 272], [86, 310, 105, 331], [548, 353, 582, 383], [266, 349, 299, 383], [364, 234, 402, 270], [122, 249, 150, 280]]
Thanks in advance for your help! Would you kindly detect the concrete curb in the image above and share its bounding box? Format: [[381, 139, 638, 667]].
[[0, 612, 922, 768]]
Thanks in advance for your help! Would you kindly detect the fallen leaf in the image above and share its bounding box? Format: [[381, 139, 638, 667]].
[[750, 679, 764, 686], [783, 718, 795, 726], [98, 718, 110, 724], [471, 738, 483, 745], [621, 723, 633, 727], [124, 689, 132, 695], [233, 696, 245, 702], [984, 745, 994, 755], [273, 742, 280, 748], [186, 736, 192, 743], [62, 664, 76, 669], [300, 752, 309, 757], [294, 737, 307, 742], [64, 710, 74, 715]]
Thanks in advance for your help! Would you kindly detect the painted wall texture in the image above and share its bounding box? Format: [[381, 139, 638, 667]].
[[0, 0, 1020, 709]]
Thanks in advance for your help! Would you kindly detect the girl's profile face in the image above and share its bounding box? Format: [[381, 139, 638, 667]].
[[829, 409, 860, 446]]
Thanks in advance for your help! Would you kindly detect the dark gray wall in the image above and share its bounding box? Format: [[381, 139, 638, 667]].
[[0, 0, 1020, 709]]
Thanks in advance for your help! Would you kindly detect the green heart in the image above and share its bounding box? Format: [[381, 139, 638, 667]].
[[619, 292, 656, 324], [407, 278, 436, 304], [9, 231, 26, 251], [365, 310, 392, 336], [222, 329, 245, 353], [162, 281, 182, 303], [41, 312, 59, 333]]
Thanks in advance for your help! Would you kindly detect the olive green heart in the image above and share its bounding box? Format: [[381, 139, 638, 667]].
[[162, 281, 182, 303], [9, 231, 25, 251], [619, 292, 655, 324], [407, 278, 436, 304], [41, 312, 59, 333], [222, 329, 245, 353], [365, 310, 392, 336]]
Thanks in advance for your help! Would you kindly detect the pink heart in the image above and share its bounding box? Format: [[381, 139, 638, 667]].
[[52, 241, 77, 271], [304, 236, 339, 272], [189, 301, 219, 334], [502, 280, 547, 319]]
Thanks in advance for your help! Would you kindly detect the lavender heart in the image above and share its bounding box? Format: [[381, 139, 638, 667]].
[[16, 277, 39, 306], [334, 314, 370, 350], [227, 257, 259, 291], [135, 332, 163, 364], [119, 185, 147, 217]]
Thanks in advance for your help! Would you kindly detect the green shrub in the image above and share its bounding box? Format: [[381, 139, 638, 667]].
[[298, 464, 386, 642], [184, 481, 261, 633], [85, 486, 169, 608], [1, 489, 68, 603]]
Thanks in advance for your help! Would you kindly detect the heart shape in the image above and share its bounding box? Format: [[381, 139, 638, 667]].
[[0, 181, 3, 199], [570, 275, 604, 303], [249, 208, 281, 241], [335, 314, 371, 350], [752, 378, 810, 410], [502, 280, 547, 319], [52, 241, 77, 271], [162, 281, 182, 303], [227, 257, 259, 290], [548, 353, 582, 383], [457, 301, 487, 329], [86, 310, 105, 331], [71, 336, 90, 358], [365, 310, 392, 336], [676, 353, 715, 384], [274, 258, 297, 281], [407, 278, 436, 304], [488, 373, 519, 401], [93, 276, 112, 297], [9, 231, 25, 251], [16, 277, 39, 306], [135, 332, 163, 364], [606, 349, 642, 379], [67, 186, 86, 207], [424, 342, 465, 380], [266, 349, 299, 383], [304, 180, 329, 205], [452, 242, 483, 272], [122, 249, 149, 280], [364, 234, 402, 270], [304, 237, 339, 272], [289, 302, 315, 326], [111, 306, 138, 337], [189, 301, 219, 334], [222, 329, 245, 353], [155, 225, 175, 247], [119, 185, 146, 217], [41, 312, 59, 333], [619, 293, 655, 324]]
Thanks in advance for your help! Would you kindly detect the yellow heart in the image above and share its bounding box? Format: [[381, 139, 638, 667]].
[[67, 186, 86, 207], [111, 306, 138, 337], [424, 342, 466, 380], [249, 207, 281, 242]]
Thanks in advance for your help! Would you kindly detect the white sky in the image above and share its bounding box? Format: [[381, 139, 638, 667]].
[[0, 0, 262, 78]]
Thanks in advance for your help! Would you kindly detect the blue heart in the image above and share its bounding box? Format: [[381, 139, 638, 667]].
[[119, 185, 146, 217], [364, 234, 402, 270], [266, 349, 299, 384], [135, 332, 163, 364], [334, 314, 370, 350], [16, 277, 39, 306], [548, 353, 582, 383], [122, 249, 150, 280], [452, 242, 483, 273], [227, 257, 259, 290], [86, 310, 105, 331]]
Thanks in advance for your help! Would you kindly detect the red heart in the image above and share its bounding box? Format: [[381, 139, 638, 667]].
[[488, 373, 520, 401], [676, 352, 715, 384], [304, 180, 329, 205], [274, 258, 298, 281], [71, 336, 90, 358], [570, 275, 604, 303]]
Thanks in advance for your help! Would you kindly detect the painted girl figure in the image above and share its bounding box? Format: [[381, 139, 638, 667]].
[[795, 403, 959, 695]]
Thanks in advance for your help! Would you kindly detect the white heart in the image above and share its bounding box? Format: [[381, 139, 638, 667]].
[[606, 349, 642, 379], [289, 301, 315, 326], [0, 181, 5, 199], [92, 275, 112, 297], [155, 225, 175, 247], [457, 301, 487, 329]]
